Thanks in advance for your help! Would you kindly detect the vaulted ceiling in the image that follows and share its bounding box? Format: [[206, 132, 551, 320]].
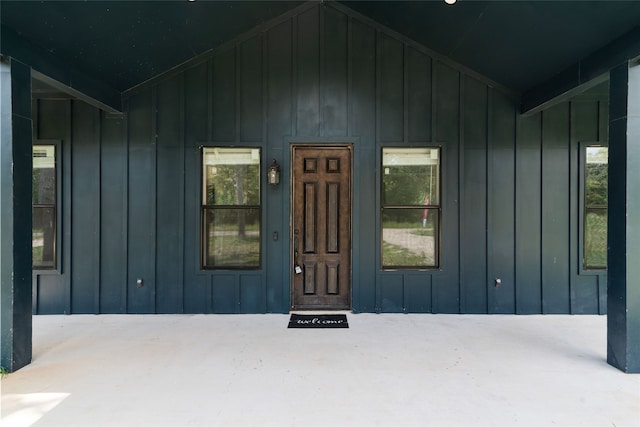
[[2, 0, 640, 111], [343, 0, 640, 92]]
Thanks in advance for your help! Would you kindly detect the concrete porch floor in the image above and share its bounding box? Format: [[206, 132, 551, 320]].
[[1, 314, 639, 427]]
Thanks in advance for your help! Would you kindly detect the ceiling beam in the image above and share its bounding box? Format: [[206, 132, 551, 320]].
[[522, 27, 640, 116], [1, 25, 122, 113]]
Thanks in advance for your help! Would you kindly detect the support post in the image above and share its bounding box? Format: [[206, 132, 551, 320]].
[[607, 60, 640, 373], [0, 56, 33, 372]]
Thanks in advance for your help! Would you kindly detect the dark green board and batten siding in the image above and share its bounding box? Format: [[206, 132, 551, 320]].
[[32, 3, 607, 315]]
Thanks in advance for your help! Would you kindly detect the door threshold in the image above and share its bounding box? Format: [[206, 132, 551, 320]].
[[289, 309, 352, 315]]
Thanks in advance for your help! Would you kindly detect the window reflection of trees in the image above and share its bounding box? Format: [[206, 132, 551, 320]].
[[202, 148, 261, 269], [381, 148, 440, 269], [584, 147, 608, 270]]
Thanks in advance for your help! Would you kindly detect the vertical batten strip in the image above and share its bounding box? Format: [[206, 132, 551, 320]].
[[205, 61, 213, 313], [562, 104, 571, 313], [347, 16, 353, 138], [95, 107, 102, 313], [374, 29, 381, 312], [511, 100, 518, 312], [457, 69, 464, 314], [539, 111, 545, 313], [32, 99, 40, 314], [486, 87, 492, 313], [262, 30, 269, 312], [66, 100, 73, 314], [151, 85, 158, 314], [431, 61, 437, 144], [292, 15, 298, 137], [122, 98, 130, 313], [403, 43, 409, 144], [438, 58, 442, 313], [207, 60, 213, 142], [319, 4, 325, 137], [235, 45, 241, 144], [568, 101, 576, 314], [179, 73, 186, 314], [432, 61, 439, 312]]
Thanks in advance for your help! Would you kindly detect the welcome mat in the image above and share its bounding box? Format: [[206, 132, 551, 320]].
[[288, 314, 349, 329]]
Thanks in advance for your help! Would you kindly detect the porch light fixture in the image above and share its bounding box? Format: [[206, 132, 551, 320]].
[[267, 159, 281, 186], [444, 0, 457, 4]]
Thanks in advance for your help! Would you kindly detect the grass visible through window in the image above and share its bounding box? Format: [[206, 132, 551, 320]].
[[207, 234, 260, 267], [585, 210, 607, 268], [382, 241, 430, 267]]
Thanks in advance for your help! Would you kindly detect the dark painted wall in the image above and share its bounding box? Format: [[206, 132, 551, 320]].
[[32, 3, 607, 315]]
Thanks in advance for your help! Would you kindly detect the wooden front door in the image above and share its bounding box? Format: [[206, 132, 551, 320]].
[[291, 145, 351, 310]]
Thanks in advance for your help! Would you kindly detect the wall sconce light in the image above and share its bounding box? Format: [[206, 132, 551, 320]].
[[268, 159, 280, 186]]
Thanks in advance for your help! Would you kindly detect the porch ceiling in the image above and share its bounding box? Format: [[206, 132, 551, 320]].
[[2, 0, 640, 101]]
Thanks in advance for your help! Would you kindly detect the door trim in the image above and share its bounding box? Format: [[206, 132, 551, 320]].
[[289, 143, 353, 311]]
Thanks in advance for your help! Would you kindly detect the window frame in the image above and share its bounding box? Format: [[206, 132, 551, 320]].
[[579, 142, 608, 272], [32, 140, 61, 272], [200, 146, 262, 270], [380, 146, 442, 270]]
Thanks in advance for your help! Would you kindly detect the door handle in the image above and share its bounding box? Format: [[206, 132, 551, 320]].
[[294, 229, 302, 274]]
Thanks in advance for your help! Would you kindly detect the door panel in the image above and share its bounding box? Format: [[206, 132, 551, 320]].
[[292, 146, 351, 310]]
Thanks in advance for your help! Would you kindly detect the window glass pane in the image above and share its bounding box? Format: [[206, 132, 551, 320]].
[[382, 208, 439, 268], [203, 148, 260, 205], [584, 146, 607, 270], [585, 147, 608, 206], [33, 144, 56, 269], [33, 145, 56, 204], [382, 148, 440, 206], [204, 208, 260, 268], [33, 206, 55, 268], [584, 208, 607, 269]]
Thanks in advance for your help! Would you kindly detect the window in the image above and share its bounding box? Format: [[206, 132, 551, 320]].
[[201, 148, 261, 269], [381, 147, 441, 269], [583, 146, 608, 270], [33, 144, 56, 269]]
